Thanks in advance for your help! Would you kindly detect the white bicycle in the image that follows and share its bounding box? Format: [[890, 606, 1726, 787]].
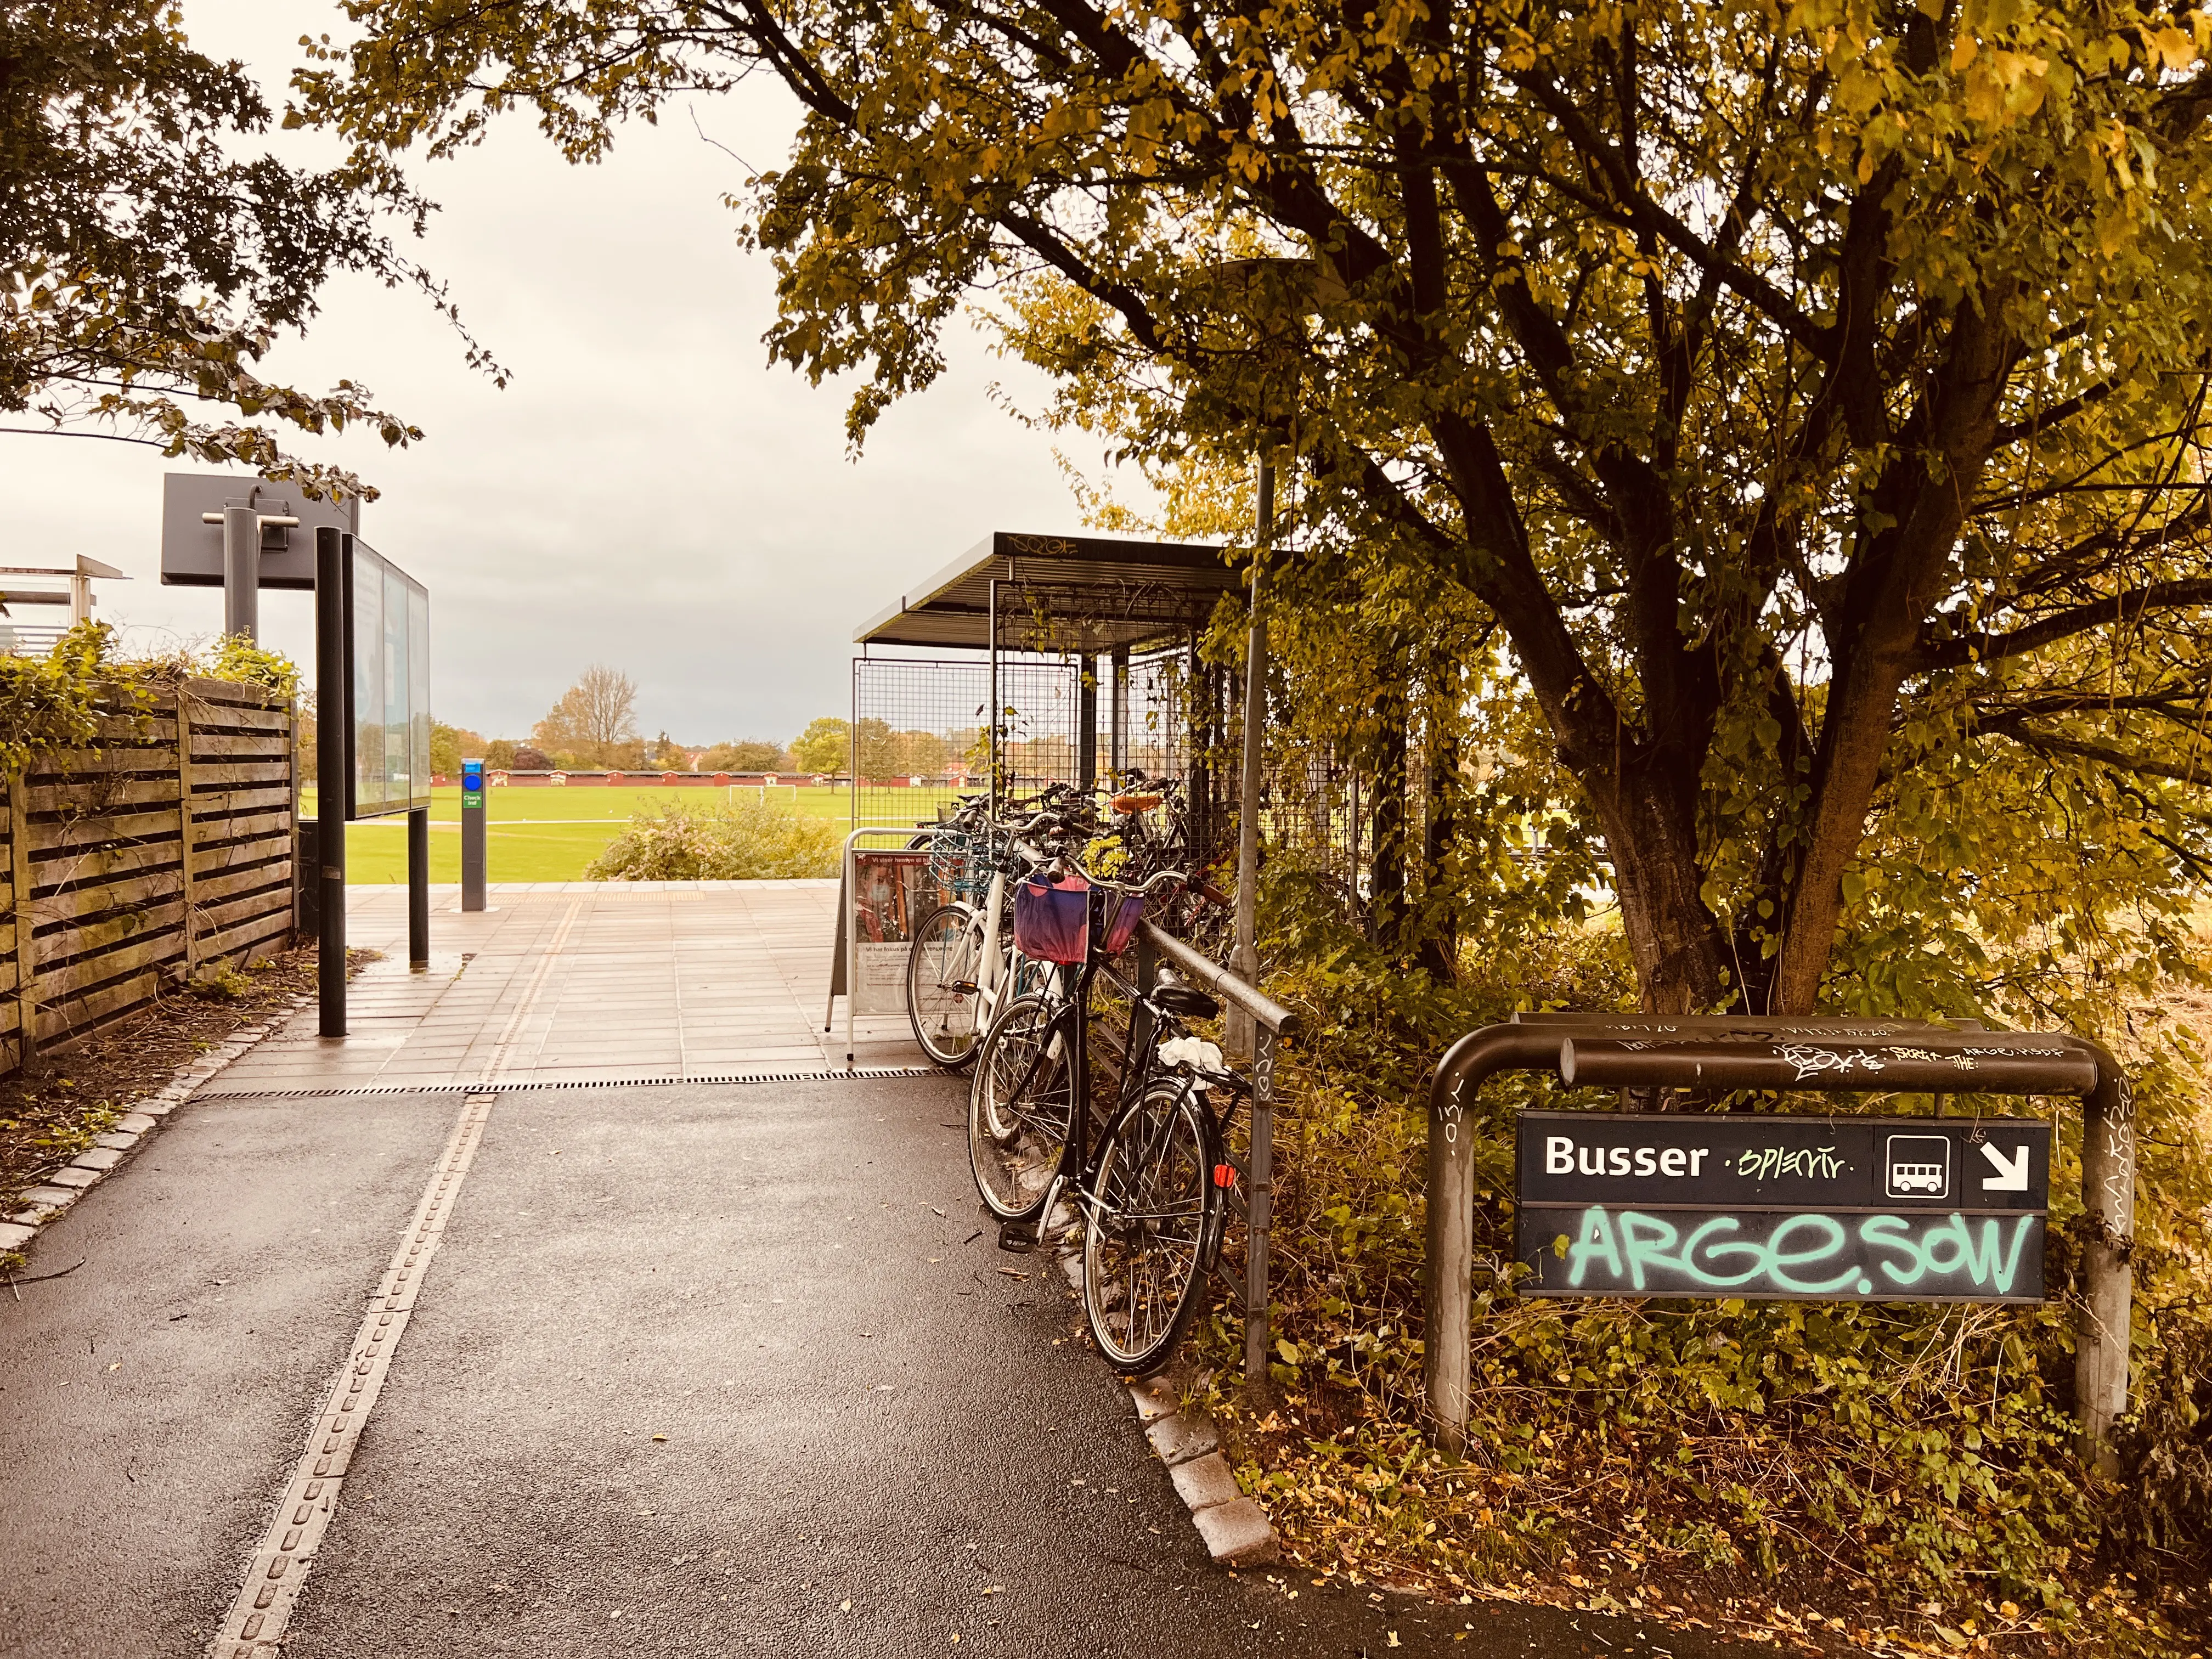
[[904, 800, 1079, 1069]]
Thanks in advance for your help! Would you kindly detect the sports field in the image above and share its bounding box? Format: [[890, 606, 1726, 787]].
[[303, 783, 963, 882]]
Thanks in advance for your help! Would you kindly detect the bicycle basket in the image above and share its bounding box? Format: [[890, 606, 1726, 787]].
[[1096, 891, 1145, 957], [927, 827, 979, 901], [1014, 871, 1091, 963]]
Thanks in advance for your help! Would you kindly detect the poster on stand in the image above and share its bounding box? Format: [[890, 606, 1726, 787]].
[[850, 849, 935, 1016]]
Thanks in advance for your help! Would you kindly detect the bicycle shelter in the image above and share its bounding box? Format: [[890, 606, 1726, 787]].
[[851, 530, 1246, 850]]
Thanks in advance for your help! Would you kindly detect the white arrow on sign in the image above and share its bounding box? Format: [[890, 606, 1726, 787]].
[[1979, 1142, 2030, 1192]]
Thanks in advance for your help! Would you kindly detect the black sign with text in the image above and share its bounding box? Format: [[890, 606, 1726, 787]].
[[1514, 1110, 2051, 1304]]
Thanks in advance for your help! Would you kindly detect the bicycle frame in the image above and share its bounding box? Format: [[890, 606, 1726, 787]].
[[1020, 955, 1242, 1270]]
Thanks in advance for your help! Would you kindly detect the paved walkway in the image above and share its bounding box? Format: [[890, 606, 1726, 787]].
[[205, 882, 922, 1096], [1, 882, 1743, 1659]]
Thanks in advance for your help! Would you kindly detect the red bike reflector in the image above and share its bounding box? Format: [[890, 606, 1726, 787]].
[[1213, 1163, 1236, 1188]]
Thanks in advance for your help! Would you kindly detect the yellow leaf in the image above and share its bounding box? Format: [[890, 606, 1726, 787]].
[[2149, 25, 2196, 71]]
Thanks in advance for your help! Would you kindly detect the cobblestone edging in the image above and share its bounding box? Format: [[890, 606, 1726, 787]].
[[0, 996, 312, 1257], [1048, 1246, 1282, 1567]]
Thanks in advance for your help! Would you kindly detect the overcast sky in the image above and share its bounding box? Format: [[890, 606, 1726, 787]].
[[0, 3, 1119, 746]]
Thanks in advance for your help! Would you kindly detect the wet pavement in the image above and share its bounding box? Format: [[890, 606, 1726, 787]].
[[0, 1070, 1751, 1657]]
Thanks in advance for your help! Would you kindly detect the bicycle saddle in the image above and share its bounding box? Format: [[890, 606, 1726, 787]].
[[1150, 985, 1220, 1020], [1110, 793, 1164, 813]]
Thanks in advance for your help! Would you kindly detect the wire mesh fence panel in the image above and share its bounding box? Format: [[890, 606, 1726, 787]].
[[849, 654, 1083, 828], [995, 654, 1082, 803], [847, 657, 986, 830]]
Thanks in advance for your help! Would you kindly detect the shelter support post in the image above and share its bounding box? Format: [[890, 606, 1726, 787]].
[[987, 579, 999, 820], [1077, 656, 1098, 792], [1110, 648, 1129, 774], [314, 527, 347, 1037]]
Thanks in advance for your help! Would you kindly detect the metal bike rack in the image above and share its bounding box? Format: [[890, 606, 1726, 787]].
[[1421, 1012, 2136, 1471], [1134, 921, 1302, 1386]]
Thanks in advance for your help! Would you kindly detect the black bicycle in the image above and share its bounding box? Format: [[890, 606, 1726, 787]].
[[967, 865, 1246, 1374]]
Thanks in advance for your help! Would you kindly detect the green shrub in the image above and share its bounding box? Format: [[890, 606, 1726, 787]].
[[0, 622, 148, 772], [584, 799, 839, 881], [204, 633, 301, 699], [1204, 879, 2212, 1647]]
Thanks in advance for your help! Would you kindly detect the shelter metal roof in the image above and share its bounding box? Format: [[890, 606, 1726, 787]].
[[855, 531, 1243, 654]]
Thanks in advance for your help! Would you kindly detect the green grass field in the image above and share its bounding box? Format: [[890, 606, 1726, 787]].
[[304, 783, 967, 883]]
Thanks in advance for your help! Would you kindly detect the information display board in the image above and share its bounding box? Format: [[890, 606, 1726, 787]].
[[1515, 1110, 2051, 1303], [345, 539, 431, 819], [849, 849, 935, 1015]]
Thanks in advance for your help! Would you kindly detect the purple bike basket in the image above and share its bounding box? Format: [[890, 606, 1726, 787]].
[[1014, 874, 1091, 964]]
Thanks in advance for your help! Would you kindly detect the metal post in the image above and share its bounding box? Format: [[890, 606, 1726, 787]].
[[315, 526, 347, 1037], [988, 578, 1000, 820], [223, 505, 261, 641], [1110, 647, 1130, 774], [1245, 1026, 1278, 1390], [2077, 1047, 2136, 1473], [1076, 655, 1098, 792], [407, 806, 430, 969], [1231, 458, 1273, 1056], [460, 759, 487, 912]]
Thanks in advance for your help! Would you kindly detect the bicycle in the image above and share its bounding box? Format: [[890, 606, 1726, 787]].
[[967, 861, 1247, 1374], [904, 788, 1098, 1069]]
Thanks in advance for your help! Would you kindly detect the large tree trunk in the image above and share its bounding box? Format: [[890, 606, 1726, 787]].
[[1588, 758, 1729, 1014]]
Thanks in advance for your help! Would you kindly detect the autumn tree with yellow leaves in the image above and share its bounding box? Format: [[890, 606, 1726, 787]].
[[300, 0, 2212, 1019]]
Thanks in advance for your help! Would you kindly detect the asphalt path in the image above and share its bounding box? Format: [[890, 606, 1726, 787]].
[[0, 1074, 1748, 1658]]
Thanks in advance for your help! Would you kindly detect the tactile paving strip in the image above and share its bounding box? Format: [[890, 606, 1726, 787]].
[[204, 1091, 498, 1659], [204, 1066, 938, 1101]]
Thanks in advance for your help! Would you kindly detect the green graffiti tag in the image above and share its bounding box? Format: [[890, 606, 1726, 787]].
[[1559, 1208, 2041, 1297]]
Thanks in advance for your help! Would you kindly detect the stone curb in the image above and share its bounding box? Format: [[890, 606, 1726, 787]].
[[2, 994, 313, 1257], [1043, 1229, 1282, 1567]]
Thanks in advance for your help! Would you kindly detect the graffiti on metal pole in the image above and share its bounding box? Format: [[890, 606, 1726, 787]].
[[1514, 1110, 2051, 1304]]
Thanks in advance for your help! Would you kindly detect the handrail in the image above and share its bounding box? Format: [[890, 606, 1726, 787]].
[[1509, 1011, 1979, 1033], [1421, 1020, 2135, 1472], [1137, 920, 1302, 1037]]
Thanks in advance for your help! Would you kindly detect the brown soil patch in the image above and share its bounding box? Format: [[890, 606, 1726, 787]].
[[0, 946, 376, 1207]]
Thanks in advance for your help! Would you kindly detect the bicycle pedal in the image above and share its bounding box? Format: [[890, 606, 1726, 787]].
[[996, 1221, 1040, 1254]]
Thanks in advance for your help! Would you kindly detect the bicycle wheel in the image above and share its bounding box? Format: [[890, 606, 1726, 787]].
[[907, 902, 985, 1069], [968, 993, 1074, 1221], [1082, 1079, 1217, 1375]]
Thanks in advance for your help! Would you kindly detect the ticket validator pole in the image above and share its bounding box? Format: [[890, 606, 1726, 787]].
[[314, 526, 348, 1036], [460, 759, 487, 912]]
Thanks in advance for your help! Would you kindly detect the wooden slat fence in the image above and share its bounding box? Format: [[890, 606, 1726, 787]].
[[1, 678, 296, 1074]]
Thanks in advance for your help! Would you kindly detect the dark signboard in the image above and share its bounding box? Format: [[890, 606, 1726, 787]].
[[1515, 1110, 2051, 1304], [158, 473, 359, 588]]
